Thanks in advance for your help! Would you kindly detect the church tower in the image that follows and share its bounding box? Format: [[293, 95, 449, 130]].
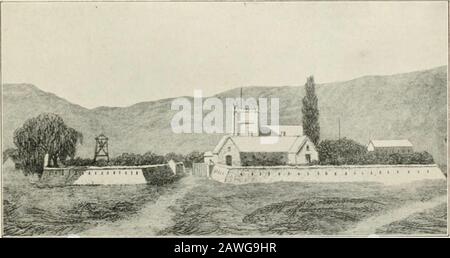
[[232, 89, 260, 136]]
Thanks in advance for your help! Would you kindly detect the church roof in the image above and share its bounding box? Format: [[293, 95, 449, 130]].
[[213, 135, 310, 154], [262, 125, 303, 136], [369, 139, 413, 148]]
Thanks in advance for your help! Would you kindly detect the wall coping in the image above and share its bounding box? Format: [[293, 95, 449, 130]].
[[43, 163, 180, 171], [214, 163, 440, 169]]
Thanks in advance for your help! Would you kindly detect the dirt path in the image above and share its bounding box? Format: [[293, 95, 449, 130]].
[[80, 175, 201, 237], [343, 195, 447, 236]]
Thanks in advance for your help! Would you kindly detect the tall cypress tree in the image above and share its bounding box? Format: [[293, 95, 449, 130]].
[[302, 76, 320, 145]]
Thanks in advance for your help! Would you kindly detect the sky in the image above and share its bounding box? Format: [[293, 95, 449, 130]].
[[2, 2, 448, 108]]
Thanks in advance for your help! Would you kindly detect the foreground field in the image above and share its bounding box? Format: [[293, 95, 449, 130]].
[[3, 165, 181, 236], [2, 165, 447, 236], [161, 177, 447, 236]]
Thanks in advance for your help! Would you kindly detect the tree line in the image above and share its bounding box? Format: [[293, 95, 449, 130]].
[[10, 113, 204, 177], [63, 151, 204, 168]]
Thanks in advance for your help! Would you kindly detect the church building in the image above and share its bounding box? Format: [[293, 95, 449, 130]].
[[207, 99, 319, 166]]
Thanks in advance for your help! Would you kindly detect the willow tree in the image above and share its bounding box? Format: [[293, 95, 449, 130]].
[[13, 113, 83, 176], [302, 76, 320, 145]]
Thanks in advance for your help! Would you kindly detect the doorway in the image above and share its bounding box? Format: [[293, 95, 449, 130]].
[[305, 154, 311, 164]]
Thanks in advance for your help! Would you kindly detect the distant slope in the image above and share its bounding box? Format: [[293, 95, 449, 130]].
[[2, 66, 447, 164]]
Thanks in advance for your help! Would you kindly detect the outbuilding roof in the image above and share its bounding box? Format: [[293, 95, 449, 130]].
[[213, 135, 311, 154], [369, 139, 413, 148]]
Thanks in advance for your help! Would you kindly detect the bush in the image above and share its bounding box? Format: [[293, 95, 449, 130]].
[[142, 166, 178, 186], [63, 157, 95, 167], [240, 152, 287, 166], [318, 138, 434, 165], [165, 152, 185, 163], [318, 138, 367, 165], [63, 151, 188, 167], [184, 151, 204, 168]]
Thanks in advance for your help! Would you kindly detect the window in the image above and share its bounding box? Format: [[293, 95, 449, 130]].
[[226, 155, 232, 166], [306, 145, 310, 151], [227, 146, 231, 152]]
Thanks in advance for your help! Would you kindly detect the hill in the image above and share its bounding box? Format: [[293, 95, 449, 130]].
[[2, 66, 447, 164]]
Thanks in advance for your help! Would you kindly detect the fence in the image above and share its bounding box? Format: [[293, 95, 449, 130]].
[[192, 162, 214, 177]]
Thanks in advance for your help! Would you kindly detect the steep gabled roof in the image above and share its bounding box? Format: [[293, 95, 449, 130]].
[[369, 139, 413, 148], [213, 135, 310, 154]]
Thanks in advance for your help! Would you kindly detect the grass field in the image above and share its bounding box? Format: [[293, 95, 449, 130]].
[[3, 165, 180, 236], [160, 178, 447, 236], [2, 165, 447, 236], [376, 203, 447, 235]]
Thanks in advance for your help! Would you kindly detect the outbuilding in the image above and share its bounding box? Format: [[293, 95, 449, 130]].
[[367, 139, 413, 154]]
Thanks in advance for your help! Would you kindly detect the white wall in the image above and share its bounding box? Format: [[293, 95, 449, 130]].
[[73, 168, 146, 185], [211, 164, 446, 185], [42, 164, 174, 185]]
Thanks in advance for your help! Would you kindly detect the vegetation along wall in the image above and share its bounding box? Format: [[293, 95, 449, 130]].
[[210, 164, 446, 185]]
